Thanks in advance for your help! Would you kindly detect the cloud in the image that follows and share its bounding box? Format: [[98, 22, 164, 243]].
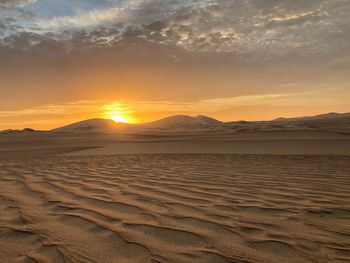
[[0, 0, 36, 37], [0, 0, 349, 57], [102, 93, 319, 115], [33, 4, 136, 31], [0, 101, 99, 117], [0, 0, 36, 10], [0, 94, 305, 118]]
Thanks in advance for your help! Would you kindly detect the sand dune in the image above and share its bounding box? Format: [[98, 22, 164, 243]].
[[1, 154, 349, 262], [1, 112, 350, 157]]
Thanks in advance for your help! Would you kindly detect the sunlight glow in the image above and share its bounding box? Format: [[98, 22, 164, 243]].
[[111, 115, 127, 123], [102, 102, 135, 123]]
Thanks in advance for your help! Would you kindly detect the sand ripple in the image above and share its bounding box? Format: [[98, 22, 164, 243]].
[[0, 154, 349, 262]]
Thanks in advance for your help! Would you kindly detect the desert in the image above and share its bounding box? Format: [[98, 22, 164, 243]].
[[1, 154, 349, 263], [1, 1, 350, 262], [1, 113, 350, 262]]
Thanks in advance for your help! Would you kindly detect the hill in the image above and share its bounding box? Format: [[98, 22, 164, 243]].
[[141, 115, 222, 129], [51, 118, 123, 132]]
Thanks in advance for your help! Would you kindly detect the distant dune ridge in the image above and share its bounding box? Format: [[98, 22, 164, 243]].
[[0, 112, 350, 156], [51, 118, 121, 132], [272, 112, 350, 122], [0, 128, 37, 135], [50, 115, 224, 133], [48, 112, 350, 133], [2, 112, 350, 134], [142, 115, 223, 129]]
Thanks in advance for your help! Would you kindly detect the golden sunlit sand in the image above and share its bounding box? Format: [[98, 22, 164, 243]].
[[0, 154, 349, 262]]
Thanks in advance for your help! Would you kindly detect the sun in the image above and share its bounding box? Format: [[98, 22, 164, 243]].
[[111, 115, 128, 123], [102, 102, 136, 123]]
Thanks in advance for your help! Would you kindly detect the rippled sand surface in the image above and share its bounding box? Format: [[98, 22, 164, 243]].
[[0, 154, 349, 263]]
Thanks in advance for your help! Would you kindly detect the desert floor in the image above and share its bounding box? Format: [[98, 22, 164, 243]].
[[0, 154, 349, 263]]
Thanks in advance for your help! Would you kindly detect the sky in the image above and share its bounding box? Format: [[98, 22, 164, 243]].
[[0, 0, 349, 129]]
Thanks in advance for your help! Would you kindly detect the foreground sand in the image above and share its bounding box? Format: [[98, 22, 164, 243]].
[[0, 154, 349, 262]]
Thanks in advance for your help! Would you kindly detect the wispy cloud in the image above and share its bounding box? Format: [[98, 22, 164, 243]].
[[33, 5, 134, 31], [0, 101, 99, 117], [103, 93, 309, 116], [0, 94, 300, 118]]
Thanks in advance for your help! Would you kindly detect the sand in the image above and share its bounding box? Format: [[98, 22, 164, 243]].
[[2, 113, 350, 157], [1, 129, 350, 157], [0, 154, 349, 262]]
